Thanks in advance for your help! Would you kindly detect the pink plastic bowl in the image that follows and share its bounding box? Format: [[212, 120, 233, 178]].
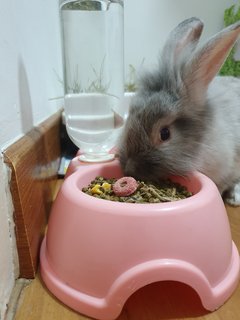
[[40, 159, 240, 320]]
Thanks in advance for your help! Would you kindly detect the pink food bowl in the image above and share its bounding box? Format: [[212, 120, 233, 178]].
[[40, 158, 240, 320]]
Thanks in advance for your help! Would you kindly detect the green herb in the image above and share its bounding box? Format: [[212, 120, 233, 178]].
[[62, 1, 102, 11], [55, 56, 110, 94], [124, 64, 137, 92], [124, 59, 145, 92], [220, 1, 240, 77]]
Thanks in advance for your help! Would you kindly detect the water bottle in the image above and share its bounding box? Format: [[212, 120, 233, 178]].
[[59, 0, 125, 162]]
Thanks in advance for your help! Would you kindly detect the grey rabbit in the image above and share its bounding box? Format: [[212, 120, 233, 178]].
[[118, 17, 240, 206]]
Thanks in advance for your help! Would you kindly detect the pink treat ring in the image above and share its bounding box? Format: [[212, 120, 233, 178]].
[[113, 177, 138, 197]]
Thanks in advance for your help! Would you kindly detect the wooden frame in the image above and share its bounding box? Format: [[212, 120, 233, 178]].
[[3, 111, 62, 278]]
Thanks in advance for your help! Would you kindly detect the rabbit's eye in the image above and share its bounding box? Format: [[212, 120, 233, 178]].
[[160, 127, 170, 141]]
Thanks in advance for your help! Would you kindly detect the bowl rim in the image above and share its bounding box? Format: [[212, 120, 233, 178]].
[[61, 160, 220, 215]]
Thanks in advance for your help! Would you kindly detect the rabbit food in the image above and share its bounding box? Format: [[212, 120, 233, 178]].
[[82, 176, 192, 203], [113, 177, 138, 196]]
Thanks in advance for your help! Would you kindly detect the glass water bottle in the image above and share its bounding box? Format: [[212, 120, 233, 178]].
[[60, 0, 125, 162]]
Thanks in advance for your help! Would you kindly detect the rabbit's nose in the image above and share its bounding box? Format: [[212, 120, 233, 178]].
[[124, 158, 136, 176]]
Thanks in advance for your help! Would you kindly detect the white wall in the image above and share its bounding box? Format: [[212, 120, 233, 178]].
[[0, 0, 237, 318], [0, 0, 63, 318], [124, 0, 238, 74], [0, 155, 19, 319], [0, 0, 63, 148]]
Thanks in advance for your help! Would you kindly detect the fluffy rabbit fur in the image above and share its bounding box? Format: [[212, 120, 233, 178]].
[[118, 17, 240, 206]]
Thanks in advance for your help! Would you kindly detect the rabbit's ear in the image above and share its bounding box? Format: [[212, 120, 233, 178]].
[[161, 17, 204, 64], [184, 21, 240, 103]]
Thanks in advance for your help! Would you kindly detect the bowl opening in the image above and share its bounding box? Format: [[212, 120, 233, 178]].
[[75, 161, 203, 203], [169, 175, 202, 196]]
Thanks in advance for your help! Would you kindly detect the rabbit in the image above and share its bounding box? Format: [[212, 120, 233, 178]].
[[118, 17, 240, 206]]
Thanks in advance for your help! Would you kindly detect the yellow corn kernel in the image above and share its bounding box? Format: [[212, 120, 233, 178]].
[[91, 184, 102, 195], [102, 182, 111, 192]]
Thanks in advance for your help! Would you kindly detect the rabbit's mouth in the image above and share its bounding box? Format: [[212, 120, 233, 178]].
[[120, 150, 191, 183], [121, 156, 169, 183]]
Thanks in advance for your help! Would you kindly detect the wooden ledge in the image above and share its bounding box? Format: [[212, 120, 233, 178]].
[[3, 111, 62, 278]]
